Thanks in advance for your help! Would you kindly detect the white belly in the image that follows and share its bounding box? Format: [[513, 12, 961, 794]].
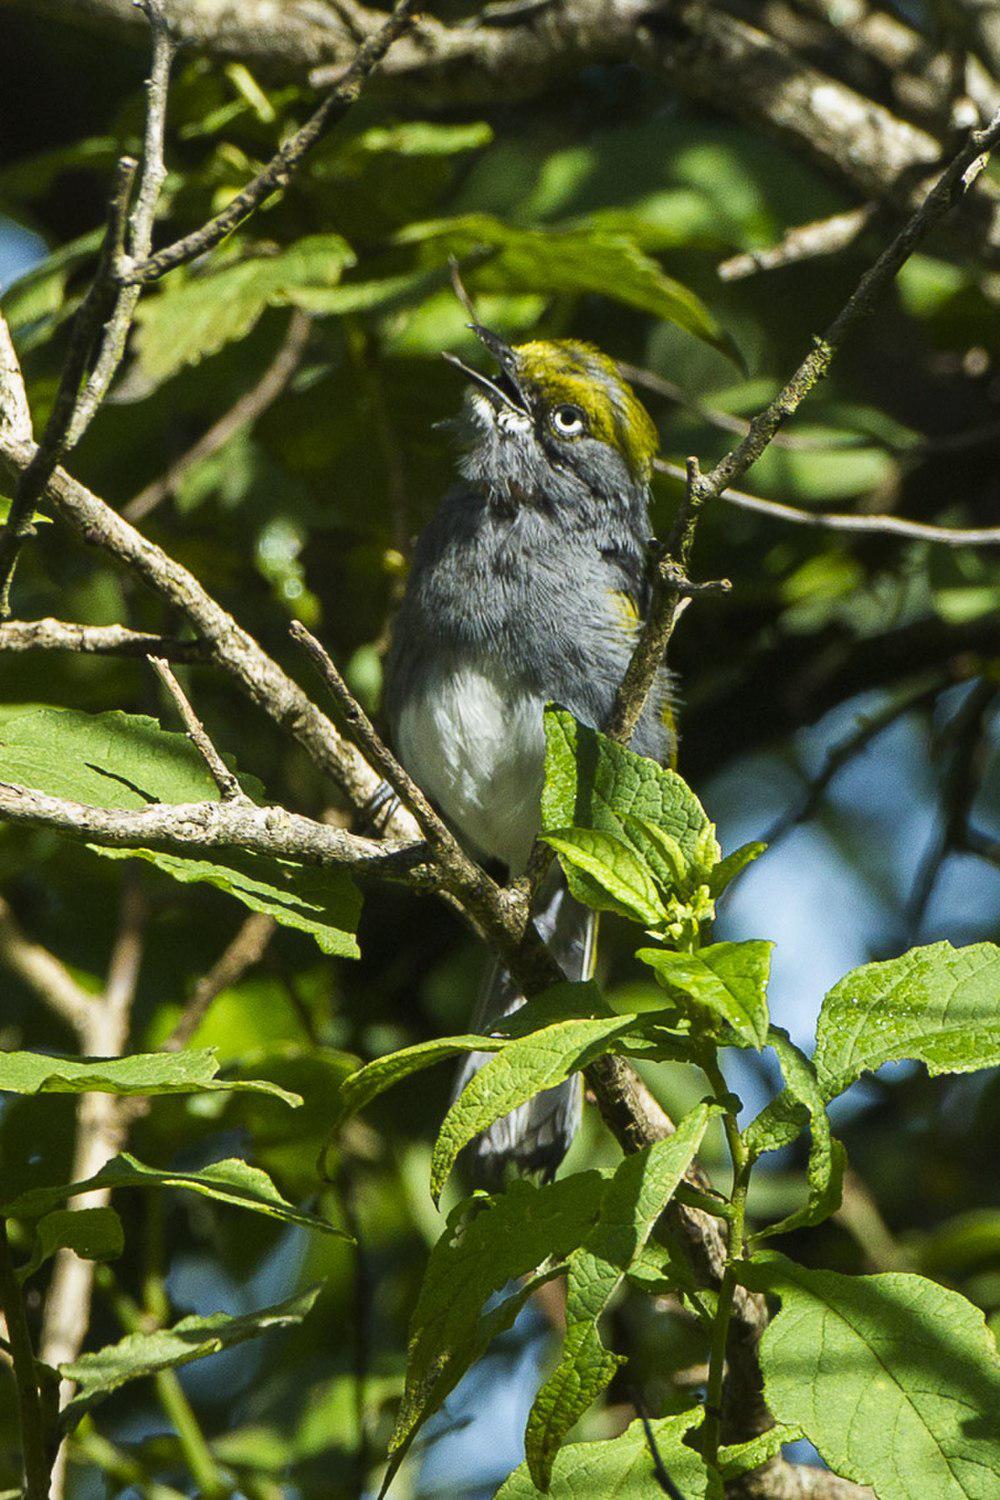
[[396, 661, 546, 872]]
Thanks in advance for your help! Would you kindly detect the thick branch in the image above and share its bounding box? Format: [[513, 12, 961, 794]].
[[0, 781, 424, 873]]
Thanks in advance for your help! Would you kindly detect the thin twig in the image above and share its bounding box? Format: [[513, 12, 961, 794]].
[[609, 107, 1000, 748], [148, 655, 248, 803], [0, 618, 205, 660], [632, 1390, 686, 1498], [121, 0, 419, 286], [0, 0, 174, 618], [66, 0, 175, 443], [0, 1222, 52, 1500], [717, 203, 880, 281], [164, 911, 276, 1051], [654, 460, 1000, 547], [764, 677, 951, 846], [124, 308, 312, 523]]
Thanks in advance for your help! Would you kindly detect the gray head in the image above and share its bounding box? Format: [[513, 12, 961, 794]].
[[446, 327, 659, 527]]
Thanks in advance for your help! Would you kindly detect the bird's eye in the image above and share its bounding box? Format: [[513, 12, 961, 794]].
[[550, 404, 587, 437]]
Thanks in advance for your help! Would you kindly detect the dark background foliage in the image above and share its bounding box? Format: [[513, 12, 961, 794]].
[[0, 2, 998, 1494]]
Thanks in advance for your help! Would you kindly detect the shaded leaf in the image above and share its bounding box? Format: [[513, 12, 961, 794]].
[[430, 1013, 634, 1200], [526, 1104, 716, 1487], [3, 1152, 346, 1238], [20, 1208, 124, 1283], [60, 1285, 321, 1430], [0, 1047, 300, 1107], [134, 234, 355, 382], [498, 1409, 720, 1498]]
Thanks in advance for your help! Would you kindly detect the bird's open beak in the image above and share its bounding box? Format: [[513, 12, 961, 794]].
[[441, 323, 528, 414]]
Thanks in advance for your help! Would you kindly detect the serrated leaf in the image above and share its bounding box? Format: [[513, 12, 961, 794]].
[[0, 1047, 300, 1107], [336, 1034, 505, 1123], [542, 708, 715, 866], [0, 707, 361, 958], [744, 1028, 844, 1239], [430, 1013, 634, 1200], [525, 1104, 716, 1488], [498, 1409, 720, 1498], [3, 1152, 346, 1238], [709, 841, 767, 897], [60, 1285, 321, 1431], [742, 1253, 1000, 1500], [385, 1173, 608, 1484], [717, 1424, 803, 1481], [397, 214, 736, 360], [20, 1208, 124, 1283], [814, 941, 1000, 1097], [620, 814, 689, 894], [542, 827, 667, 924], [134, 234, 355, 383], [636, 940, 772, 1048]]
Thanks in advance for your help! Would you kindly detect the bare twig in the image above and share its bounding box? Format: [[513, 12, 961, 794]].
[[0, 893, 92, 1031], [717, 204, 880, 281], [122, 0, 418, 286], [163, 910, 276, 1051], [124, 308, 312, 523], [0, 618, 204, 660], [0, 1, 174, 618], [148, 655, 248, 803], [764, 677, 951, 847], [609, 108, 1000, 749], [0, 780, 425, 874], [0, 315, 32, 446], [654, 460, 1000, 547]]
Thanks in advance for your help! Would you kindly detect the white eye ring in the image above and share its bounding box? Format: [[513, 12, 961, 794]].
[[551, 404, 586, 437]]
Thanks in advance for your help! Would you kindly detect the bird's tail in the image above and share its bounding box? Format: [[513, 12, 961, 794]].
[[452, 872, 595, 1187]]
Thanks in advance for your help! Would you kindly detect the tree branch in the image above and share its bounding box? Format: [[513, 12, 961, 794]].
[[148, 655, 249, 803], [0, 781, 425, 873], [0, 618, 205, 660], [121, 0, 419, 285], [654, 460, 1000, 547], [0, 894, 92, 1031], [123, 308, 312, 523]]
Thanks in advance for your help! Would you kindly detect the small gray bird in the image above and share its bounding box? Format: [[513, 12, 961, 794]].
[[384, 327, 674, 1183]]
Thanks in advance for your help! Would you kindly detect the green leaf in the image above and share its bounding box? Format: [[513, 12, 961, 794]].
[[542, 827, 668, 924], [386, 1173, 608, 1484], [498, 1409, 720, 1498], [741, 1253, 1000, 1500], [0, 707, 361, 958], [709, 841, 767, 897], [398, 214, 735, 360], [3, 1152, 346, 1238], [619, 814, 689, 894], [60, 1285, 321, 1431], [20, 1208, 124, 1283], [525, 1103, 716, 1488], [134, 234, 356, 382], [0, 1047, 300, 1107], [542, 708, 716, 866], [0, 498, 52, 525], [814, 941, 1000, 1097], [717, 1424, 803, 1482], [636, 941, 772, 1048], [744, 1028, 844, 1239], [430, 1013, 634, 1201], [336, 1034, 505, 1123]]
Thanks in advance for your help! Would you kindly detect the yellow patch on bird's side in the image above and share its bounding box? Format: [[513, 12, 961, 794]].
[[609, 590, 641, 630], [660, 698, 679, 768], [512, 339, 659, 482]]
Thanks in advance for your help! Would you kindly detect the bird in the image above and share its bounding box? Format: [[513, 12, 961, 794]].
[[383, 325, 674, 1184]]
